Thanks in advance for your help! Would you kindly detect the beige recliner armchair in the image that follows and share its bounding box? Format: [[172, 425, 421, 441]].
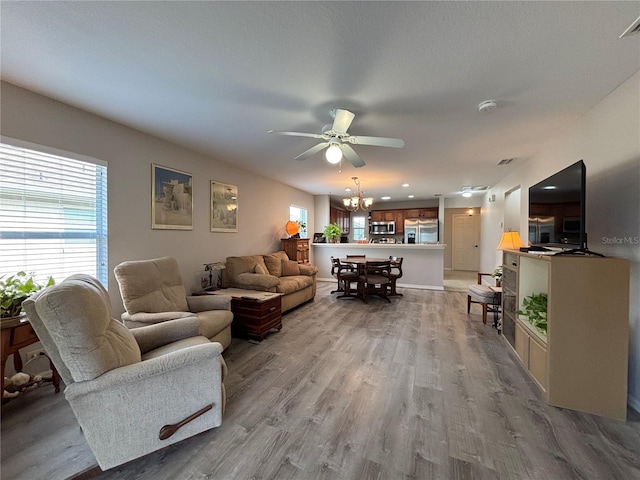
[[114, 256, 233, 350], [22, 274, 226, 470]]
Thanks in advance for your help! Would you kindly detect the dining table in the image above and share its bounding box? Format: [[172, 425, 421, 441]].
[[339, 257, 391, 301]]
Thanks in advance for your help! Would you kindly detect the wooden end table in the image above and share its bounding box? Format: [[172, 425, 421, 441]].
[[210, 289, 283, 342], [1, 316, 61, 396]]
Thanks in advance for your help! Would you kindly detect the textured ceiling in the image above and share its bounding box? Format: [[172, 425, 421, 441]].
[[2, 1, 639, 202]]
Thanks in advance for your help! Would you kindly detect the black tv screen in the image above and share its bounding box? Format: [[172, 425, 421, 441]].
[[528, 160, 586, 250]]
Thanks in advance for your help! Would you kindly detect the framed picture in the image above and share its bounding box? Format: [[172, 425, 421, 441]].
[[210, 180, 238, 232], [151, 164, 193, 230]]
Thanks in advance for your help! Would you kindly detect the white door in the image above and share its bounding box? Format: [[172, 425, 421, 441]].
[[452, 213, 480, 271]]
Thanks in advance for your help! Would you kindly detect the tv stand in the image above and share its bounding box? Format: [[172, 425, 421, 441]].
[[555, 247, 604, 257], [501, 250, 630, 420]]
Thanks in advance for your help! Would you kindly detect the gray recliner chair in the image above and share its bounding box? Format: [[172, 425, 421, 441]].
[[114, 256, 233, 350], [22, 274, 226, 470]]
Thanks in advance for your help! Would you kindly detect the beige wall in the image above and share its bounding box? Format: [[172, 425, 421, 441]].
[[480, 70, 640, 410], [0, 82, 315, 316]]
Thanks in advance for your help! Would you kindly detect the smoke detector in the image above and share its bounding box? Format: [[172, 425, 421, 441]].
[[478, 100, 497, 113]]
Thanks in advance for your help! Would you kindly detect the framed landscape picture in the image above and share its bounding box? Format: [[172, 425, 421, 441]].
[[151, 164, 193, 230], [210, 180, 238, 232]]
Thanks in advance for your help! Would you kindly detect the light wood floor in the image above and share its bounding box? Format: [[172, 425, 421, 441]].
[[2, 283, 639, 480], [443, 270, 478, 292]]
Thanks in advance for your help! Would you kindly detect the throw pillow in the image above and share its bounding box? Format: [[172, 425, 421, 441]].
[[281, 259, 300, 276], [263, 255, 282, 277], [255, 263, 267, 275]]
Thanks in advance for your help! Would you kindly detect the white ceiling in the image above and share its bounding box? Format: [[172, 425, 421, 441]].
[[2, 2, 639, 202]]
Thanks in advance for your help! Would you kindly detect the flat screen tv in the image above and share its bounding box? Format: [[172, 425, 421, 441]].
[[528, 160, 586, 251]]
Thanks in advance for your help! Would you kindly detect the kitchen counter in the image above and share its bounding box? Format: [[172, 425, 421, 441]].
[[312, 243, 445, 290]]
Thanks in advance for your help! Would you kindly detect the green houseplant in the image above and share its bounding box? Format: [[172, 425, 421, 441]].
[[490, 266, 503, 283], [517, 292, 548, 335], [323, 223, 342, 243], [1, 272, 54, 320]]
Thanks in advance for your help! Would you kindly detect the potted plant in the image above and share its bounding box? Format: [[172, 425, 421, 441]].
[[296, 220, 307, 237], [517, 292, 548, 335], [1, 272, 54, 321], [323, 223, 342, 243], [491, 266, 503, 286]]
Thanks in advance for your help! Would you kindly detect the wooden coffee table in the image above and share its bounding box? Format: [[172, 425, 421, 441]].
[[211, 289, 283, 342]]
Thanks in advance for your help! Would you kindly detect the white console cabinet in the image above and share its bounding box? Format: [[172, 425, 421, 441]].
[[501, 250, 630, 420]]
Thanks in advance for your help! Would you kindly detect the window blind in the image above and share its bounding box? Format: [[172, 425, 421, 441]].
[[0, 142, 108, 286]]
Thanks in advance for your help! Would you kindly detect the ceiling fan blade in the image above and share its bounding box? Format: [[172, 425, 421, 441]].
[[268, 130, 324, 139], [347, 135, 405, 148], [295, 142, 329, 161], [341, 145, 366, 168], [331, 109, 355, 134]]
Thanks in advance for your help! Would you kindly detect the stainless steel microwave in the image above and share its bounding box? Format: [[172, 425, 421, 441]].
[[370, 221, 395, 235]]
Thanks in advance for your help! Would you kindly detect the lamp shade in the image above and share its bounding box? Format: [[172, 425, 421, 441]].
[[285, 221, 299, 236], [497, 231, 525, 250]]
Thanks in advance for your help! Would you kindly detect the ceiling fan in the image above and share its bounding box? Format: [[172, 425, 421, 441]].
[[268, 108, 405, 168]]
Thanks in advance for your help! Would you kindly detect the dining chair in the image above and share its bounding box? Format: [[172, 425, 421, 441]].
[[358, 260, 391, 303], [467, 273, 501, 324], [388, 256, 404, 297], [330, 256, 359, 297]]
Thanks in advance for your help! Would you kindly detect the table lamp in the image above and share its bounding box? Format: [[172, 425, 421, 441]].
[[497, 230, 525, 250], [203, 262, 226, 291]]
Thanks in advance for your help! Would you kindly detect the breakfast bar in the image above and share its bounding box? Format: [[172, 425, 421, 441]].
[[312, 243, 445, 290]]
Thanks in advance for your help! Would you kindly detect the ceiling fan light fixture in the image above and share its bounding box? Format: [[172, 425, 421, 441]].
[[325, 144, 342, 164]]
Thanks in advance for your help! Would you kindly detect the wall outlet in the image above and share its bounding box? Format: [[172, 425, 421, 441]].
[[26, 348, 47, 362]]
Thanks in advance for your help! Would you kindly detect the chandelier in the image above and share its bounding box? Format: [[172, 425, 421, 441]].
[[342, 177, 374, 212]]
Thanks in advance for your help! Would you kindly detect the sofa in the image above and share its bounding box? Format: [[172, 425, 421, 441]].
[[222, 250, 318, 313]]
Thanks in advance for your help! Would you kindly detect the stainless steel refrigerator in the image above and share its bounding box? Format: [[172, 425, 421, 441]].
[[528, 216, 555, 245], [404, 218, 439, 244]]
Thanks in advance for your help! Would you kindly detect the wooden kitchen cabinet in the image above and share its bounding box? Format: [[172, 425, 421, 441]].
[[404, 208, 437, 219], [395, 211, 405, 233], [329, 207, 350, 235], [370, 211, 384, 222]]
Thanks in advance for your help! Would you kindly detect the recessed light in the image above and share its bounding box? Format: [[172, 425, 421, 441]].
[[462, 192, 472, 198], [345, 187, 352, 192], [402, 183, 410, 188], [408, 195, 414, 199], [381, 196, 391, 200], [543, 186, 556, 190]]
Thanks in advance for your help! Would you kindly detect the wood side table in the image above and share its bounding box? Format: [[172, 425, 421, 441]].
[[209, 289, 283, 342], [1, 316, 61, 395], [231, 295, 282, 342]]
